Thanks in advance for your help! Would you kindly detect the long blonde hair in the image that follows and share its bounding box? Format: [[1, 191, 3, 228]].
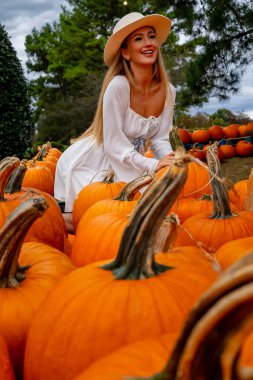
[[78, 47, 172, 145]]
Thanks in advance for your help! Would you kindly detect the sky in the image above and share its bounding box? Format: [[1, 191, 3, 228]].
[[1, 0, 253, 119]]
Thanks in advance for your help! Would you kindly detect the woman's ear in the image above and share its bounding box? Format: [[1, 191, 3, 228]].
[[121, 47, 130, 61]]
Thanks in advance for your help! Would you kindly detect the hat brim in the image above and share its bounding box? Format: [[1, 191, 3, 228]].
[[104, 14, 171, 67]]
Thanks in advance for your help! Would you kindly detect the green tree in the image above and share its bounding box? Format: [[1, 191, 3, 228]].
[[0, 23, 34, 159], [25, 0, 253, 143]]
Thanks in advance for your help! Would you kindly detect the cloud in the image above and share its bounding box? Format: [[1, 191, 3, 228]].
[[190, 64, 253, 118]]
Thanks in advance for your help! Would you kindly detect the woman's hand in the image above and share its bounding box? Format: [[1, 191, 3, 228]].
[[155, 152, 176, 172]]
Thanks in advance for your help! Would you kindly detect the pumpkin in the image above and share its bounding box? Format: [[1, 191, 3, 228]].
[[175, 143, 253, 253], [215, 236, 253, 270], [22, 160, 54, 195], [228, 179, 248, 210], [223, 124, 239, 139], [156, 253, 253, 379], [238, 124, 253, 137], [188, 146, 205, 161], [156, 161, 212, 200], [191, 129, 211, 144], [177, 128, 192, 145], [219, 143, 236, 158], [235, 140, 253, 157], [73, 333, 177, 380], [3, 161, 69, 253], [0, 334, 15, 380], [208, 125, 224, 140], [76, 173, 152, 227], [23, 154, 217, 380], [0, 196, 75, 378], [72, 170, 126, 232]]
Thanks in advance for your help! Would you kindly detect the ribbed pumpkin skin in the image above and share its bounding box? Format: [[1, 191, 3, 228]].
[[1, 191, 67, 252], [73, 333, 177, 380], [170, 197, 213, 223], [228, 180, 248, 210], [71, 213, 128, 266], [1, 242, 75, 378], [0, 335, 15, 380], [215, 236, 253, 269], [175, 211, 253, 253], [156, 162, 211, 200], [240, 332, 253, 368], [79, 198, 137, 226], [22, 166, 54, 195], [170, 197, 238, 223], [23, 256, 217, 380], [72, 181, 126, 231]]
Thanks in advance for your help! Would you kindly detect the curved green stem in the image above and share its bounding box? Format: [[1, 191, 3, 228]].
[[0, 196, 48, 288], [102, 154, 189, 279], [113, 173, 154, 201], [5, 160, 27, 194], [0, 157, 20, 200]]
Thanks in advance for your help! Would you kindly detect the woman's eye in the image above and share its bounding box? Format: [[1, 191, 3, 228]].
[[150, 34, 156, 39], [135, 37, 142, 41]]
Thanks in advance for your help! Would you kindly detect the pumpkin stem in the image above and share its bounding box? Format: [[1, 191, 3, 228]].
[[90, 170, 115, 184], [132, 253, 253, 380], [113, 173, 154, 201], [153, 214, 179, 253], [206, 142, 234, 219], [0, 157, 20, 200], [5, 160, 27, 194], [169, 126, 186, 152], [102, 151, 189, 279], [0, 196, 48, 288], [36, 145, 48, 161]]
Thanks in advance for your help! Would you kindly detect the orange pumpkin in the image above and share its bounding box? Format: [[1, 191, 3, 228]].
[[0, 335, 15, 380], [215, 236, 253, 270], [219, 144, 236, 158], [22, 160, 54, 195], [23, 158, 217, 380], [191, 129, 211, 143], [178, 128, 192, 145], [208, 125, 224, 140], [223, 124, 239, 139], [3, 161, 68, 253], [73, 333, 177, 380], [76, 173, 151, 227], [72, 171, 126, 232], [235, 140, 253, 157], [238, 124, 253, 137], [0, 196, 75, 378]]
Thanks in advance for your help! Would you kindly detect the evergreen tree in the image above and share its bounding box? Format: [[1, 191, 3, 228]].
[[0, 23, 34, 159]]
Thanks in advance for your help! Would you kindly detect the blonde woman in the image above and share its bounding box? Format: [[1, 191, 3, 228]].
[[54, 12, 176, 231]]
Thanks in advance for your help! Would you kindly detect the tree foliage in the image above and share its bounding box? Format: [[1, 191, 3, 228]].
[[24, 0, 253, 144], [0, 23, 34, 159]]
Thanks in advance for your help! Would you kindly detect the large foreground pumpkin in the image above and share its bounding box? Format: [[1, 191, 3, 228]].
[[0, 196, 75, 379], [23, 154, 217, 380]]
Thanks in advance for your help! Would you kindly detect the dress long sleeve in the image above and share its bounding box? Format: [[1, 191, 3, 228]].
[[103, 77, 158, 183]]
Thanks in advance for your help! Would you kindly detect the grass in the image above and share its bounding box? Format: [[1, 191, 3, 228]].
[[221, 156, 253, 184]]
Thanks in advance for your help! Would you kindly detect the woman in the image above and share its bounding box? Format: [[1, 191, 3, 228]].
[[54, 12, 176, 231]]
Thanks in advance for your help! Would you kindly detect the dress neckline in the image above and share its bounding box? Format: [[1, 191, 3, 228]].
[[120, 75, 166, 120], [127, 106, 162, 121]]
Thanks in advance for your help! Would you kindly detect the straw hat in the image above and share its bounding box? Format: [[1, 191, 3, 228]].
[[104, 12, 171, 67]]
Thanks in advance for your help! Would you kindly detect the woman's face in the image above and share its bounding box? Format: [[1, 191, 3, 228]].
[[121, 26, 159, 66]]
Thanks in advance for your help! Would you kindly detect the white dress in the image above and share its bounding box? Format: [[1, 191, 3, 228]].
[[54, 75, 176, 212]]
